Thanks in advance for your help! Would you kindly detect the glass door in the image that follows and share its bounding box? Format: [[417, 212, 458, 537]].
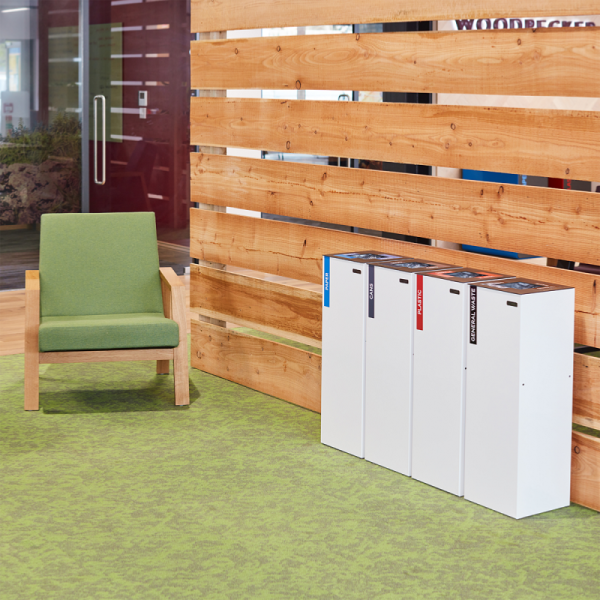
[[88, 0, 192, 272], [0, 0, 82, 290]]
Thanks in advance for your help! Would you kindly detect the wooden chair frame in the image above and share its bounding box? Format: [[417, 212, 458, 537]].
[[24, 267, 189, 410]]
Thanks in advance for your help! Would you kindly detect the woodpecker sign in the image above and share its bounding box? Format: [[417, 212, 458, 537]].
[[455, 18, 597, 30]]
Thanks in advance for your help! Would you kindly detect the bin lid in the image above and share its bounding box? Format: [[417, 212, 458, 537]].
[[374, 258, 459, 273], [423, 269, 514, 283], [326, 251, 405, 264], [474, 278, 573, 294]]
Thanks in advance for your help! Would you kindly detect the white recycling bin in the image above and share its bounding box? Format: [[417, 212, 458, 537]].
[[321, 251, 404, 458], [412, 268, 514, 496], [464, 278, 575, 518], [364, 258, 459, 475]]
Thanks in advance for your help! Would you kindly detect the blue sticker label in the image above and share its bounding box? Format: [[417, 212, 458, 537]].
[[368, 264, 375, 318], [324, 256, 330, 307]]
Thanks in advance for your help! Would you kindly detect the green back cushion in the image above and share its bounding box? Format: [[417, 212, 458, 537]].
[[39, 212, 164, 317]]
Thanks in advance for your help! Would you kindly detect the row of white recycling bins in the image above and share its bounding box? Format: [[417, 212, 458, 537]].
[[321, 251, 575, 519]]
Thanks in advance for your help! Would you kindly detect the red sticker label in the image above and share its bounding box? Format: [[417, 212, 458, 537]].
[[416, 274, 423, 330]]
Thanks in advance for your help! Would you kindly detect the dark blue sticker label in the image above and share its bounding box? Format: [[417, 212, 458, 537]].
[[469, 285, 477, 344], [368, 264, 375, 318], [324, 256, 330, 307]]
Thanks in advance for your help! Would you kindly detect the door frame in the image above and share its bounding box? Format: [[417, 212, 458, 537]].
[[79, 0, 90, 213]]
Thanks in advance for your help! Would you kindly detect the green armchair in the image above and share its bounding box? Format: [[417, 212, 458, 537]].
[[24, 212, 189, 410]]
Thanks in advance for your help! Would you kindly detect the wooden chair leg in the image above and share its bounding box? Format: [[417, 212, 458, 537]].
[[24, 270, 40, 411], [157, 360, 170, 374], [24, 351, 40, 411], [173, 342, 189, 406]]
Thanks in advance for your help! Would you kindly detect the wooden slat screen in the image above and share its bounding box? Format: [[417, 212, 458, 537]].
[[571, 431, 600, 511], [191, 98, 600, 182], [190, 264, 322, 347], [191, 28, 600, 98], [190, 209, 600, 348], [191, 153, 600, 266], [574, 354, 600, 431], [190, 1, 600, 511], [191, 321, 322, 413], [191, 0, 600, 32]]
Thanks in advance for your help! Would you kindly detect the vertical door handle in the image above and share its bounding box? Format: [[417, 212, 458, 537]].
[[93, 95, 106, 185]]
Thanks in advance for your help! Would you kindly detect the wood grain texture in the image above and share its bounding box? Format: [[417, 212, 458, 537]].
[[161, 267, 190, 406], [39, 348, 175, 364], [196, 30, 229, 329], [573, 354, 600, 431], [190, 98, 600, 182], [171, 279, 190, 406], [190, 209, 600, 346], [191, 153, 600, 265], [571, 431, 600, 512], [191, 28, 600, 98], [191, 320, 322, 412], [24, 270, 40, 411], [0, 289, 25, 356], [191, 0, 600, 32], [190, 264, 322, 347], [158, 270, 173, 375], [160, 266, 185, 289]]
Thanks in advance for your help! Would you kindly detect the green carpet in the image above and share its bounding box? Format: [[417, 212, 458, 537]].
[[1, 352, 599, 600]]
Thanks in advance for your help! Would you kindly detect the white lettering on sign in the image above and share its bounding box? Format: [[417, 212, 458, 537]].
[[455, 18, 596, 30]]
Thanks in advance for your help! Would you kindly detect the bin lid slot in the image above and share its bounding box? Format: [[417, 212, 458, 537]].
[[390, 261, 434, 269], [489, 281, 544, 290], [337, 252, 397, 260], [450, 270, 487, 279]]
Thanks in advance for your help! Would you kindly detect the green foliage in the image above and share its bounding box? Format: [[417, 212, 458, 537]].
[[0, 112, 81, 168], [0, 113, 82, 225]]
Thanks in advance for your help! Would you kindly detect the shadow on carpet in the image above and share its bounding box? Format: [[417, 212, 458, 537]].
[[1, 354, 200, 414]]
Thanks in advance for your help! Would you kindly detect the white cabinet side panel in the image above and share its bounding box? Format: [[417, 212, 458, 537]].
[[412, 277, 467, 496], [464, 287, 521, 518], [516, 289, 575, 518], [365, 268, 414, 475], [321, 259, 368, 458]]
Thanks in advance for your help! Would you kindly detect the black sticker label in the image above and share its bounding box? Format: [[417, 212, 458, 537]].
[[369, 264, 375, 318], [469, 285, 477, 345]]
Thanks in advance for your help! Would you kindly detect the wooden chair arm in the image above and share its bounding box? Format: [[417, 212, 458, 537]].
[[159, 267, 184, 289], [25, 271, 40, 329], [25, 269, 40, 343], [26, 270, 40, 292], [159, 267, 186, 343]]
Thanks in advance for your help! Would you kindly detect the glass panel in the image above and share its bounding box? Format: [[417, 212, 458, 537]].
[[88, 0, 192, 273], [0, 0, 82, 290]]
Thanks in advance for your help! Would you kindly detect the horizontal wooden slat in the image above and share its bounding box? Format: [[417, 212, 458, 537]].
[[191, 320, 321, 412], [190, 98, 600, 182], [190, 264, 322, 347], [191, 0, 600, 32], [39, 348, 174, 364], [190, 209, 600, 346], [191, 153, 600, 266], [571, 430, 600, 512], [574, 354, 600, 431], [191, 28, 600, 98]]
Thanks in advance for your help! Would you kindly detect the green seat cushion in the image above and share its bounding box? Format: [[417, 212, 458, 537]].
[[39, 313, 179, 352], [39, 213, 165, 317]]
